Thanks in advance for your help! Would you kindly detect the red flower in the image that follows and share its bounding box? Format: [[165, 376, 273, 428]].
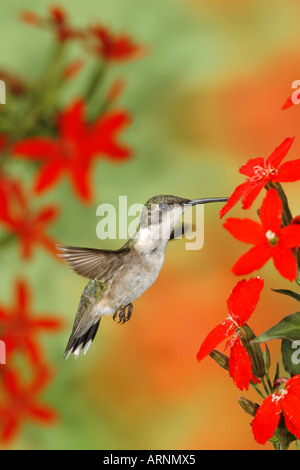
[[0, 177, 59, 259], [224, 189, 300, 281], [252, 375, 300, 445], [12, 100, 131, 202], [197, 277, 264, 391], [219, 137, 300, 218], [21, 6, 83, 43], [0, 366, 57, 443], [88, 24, 145, 62], [0, 280, 62, 365]]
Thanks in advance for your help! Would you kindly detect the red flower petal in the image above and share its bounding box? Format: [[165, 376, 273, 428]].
[[0, 416, 20, 443], [219, 182, 249, 218], [91, 111, 131, 159], [283, 414, 300, 440], [252, 395, 282, 445], [266, 137, 295, 168], [196, 320, 235, 361], [241, 180, 266, 210], [13, 138, 57, 160], [280, 377, 300, 439], [59, 100, 86, 141], [24, 337, 44, 365], [259, 189, 282, 233], [34, 162, 63, 193], [69, 163, 92, 202], [226, 277, 264, 326], [280, 224, 300, 248], [228, 337, 252, 390], [232, 243, 272, 275], [2, 369, 20, 395], [272, 243, 298, 281], [223, 218, 264, 244], [239, 157, 265, 177], [28, 366, 54, 394], [286, 375, 300, 394], [16, 280, 29, 312], [33, 318, 63, 329], [28, 404, 57, 423], [281, 95, 294, 110], [35, 207, 59, 225], [276, 160, 300, 182], [50, 6, 66, 23]]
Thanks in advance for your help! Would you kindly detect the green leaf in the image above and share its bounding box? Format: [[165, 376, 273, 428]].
[[281, 339, 300, 375], [253, 312, 300, 343], [272, 289, 300, 302]]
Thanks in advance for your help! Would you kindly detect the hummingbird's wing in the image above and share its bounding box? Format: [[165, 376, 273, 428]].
[[57, 244, 130, 282]]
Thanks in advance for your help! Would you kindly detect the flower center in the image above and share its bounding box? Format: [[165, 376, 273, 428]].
[[60, 140, 77, 162], [226, 313, 239, 328], [271, 386, 288, 404], [250, 164, 278, 183], [265, 230, 278, 246]]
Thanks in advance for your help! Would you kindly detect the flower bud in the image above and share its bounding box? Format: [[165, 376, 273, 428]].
[[237, 396, 259, 417], [241, 323, 265, 378], [209, 349, 229, 371]]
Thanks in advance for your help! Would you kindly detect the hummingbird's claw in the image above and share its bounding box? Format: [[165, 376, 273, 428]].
[[113, 303, 133, 324]]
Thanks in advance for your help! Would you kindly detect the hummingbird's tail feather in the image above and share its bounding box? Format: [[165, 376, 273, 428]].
[[64, 279, 104, 359], [64, 319, 101, 359]]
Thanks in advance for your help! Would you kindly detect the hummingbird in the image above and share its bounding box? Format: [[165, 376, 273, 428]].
[[58, 194, 228, 359]]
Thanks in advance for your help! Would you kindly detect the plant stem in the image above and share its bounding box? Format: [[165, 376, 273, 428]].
[[261, 376, 270, 396], [85, 62, 106, 104], [265, 371, 273, 394], [272, 182, 293, 227], [250, 383, 265, 399]]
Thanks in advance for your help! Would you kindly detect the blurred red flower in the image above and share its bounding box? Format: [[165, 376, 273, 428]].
[[219, 137, 300, 218], [197, 277, 264, 390], [12, 100, 131, 202], [88, 24, 145, 62], [252, 375, 300, 444], [0, 366, 57, 443], [0, 177, 59, 259], [224, 189, 300, 281], [0, 280, 62, 365], [21, 6, 83, 43]]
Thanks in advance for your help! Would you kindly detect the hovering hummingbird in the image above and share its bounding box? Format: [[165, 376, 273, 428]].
[[58, 194, 228, 359]]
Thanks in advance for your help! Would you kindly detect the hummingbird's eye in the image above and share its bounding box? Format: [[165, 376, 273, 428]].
[[159, 203, 169, 212]]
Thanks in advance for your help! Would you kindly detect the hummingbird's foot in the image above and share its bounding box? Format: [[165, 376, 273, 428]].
[[113, 303, 133, 325]]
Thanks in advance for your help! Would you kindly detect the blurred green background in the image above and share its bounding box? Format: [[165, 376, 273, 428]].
[[1, 0, 300, 450]]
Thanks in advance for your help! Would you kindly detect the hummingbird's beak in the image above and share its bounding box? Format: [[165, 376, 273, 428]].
[[188, 197, 229, 206]]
